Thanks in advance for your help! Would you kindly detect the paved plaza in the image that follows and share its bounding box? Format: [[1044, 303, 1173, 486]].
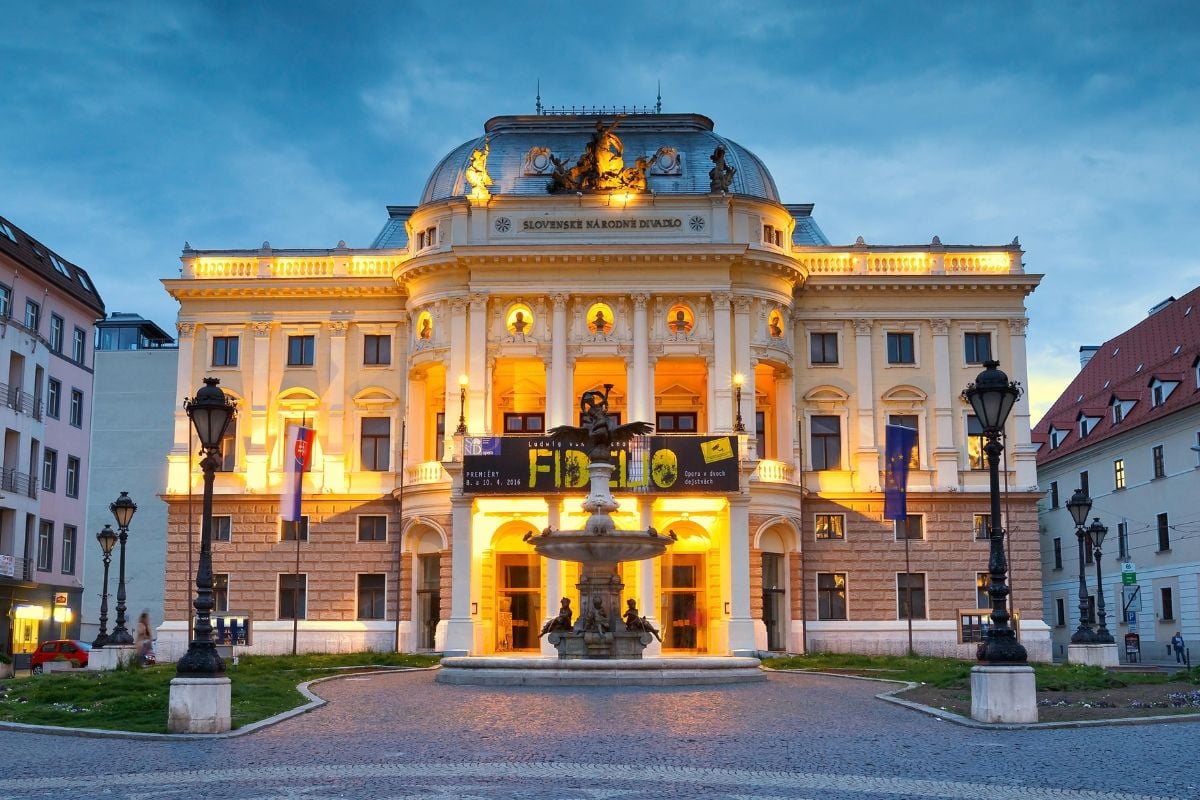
[[0, 671, 1196, 799]]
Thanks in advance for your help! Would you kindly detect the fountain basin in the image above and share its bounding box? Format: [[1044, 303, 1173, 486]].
[[436, 656, 765, 686], [530, 531, 669, 565]]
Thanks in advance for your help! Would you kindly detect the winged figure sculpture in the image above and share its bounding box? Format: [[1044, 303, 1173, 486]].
[[548, 385, 653, 463]]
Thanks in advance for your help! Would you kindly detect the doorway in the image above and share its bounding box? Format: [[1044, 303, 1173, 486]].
[[762, 552, 786, 651], [416, 553, 440, 650], [496, 553, 541, 652], [660, 552, 706, 652]]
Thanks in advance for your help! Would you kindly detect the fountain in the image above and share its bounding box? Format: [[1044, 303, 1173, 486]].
[[437, 386, 763, 685]]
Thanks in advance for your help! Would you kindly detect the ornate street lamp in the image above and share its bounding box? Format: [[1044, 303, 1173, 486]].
[[733, 372, 746, 433], [455, 374, 468, 435], [1088, 517, 1114, 644], [177, 377, 237, 677], [962, 360, 1026, 663], [90, 525, 119, 648], [1066, 488, 1096, 644], [107, 491, 138, 644]]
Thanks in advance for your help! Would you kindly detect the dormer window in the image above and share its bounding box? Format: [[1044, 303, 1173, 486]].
[[1078, 415, 1099, 438], [1150, 377, 1178, 408], [1194, 357, 1200, 388], [1111, 397, 1134, 424], [1049, 426, 1067, 449]]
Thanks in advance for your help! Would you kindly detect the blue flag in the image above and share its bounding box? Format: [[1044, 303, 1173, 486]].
[[884, 424, 918, 521]]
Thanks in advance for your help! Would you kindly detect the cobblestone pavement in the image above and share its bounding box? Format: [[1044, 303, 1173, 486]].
[[0, 671, 1197, 799]]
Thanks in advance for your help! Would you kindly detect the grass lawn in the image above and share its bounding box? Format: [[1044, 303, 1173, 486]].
[[0, 652, 439, 734]]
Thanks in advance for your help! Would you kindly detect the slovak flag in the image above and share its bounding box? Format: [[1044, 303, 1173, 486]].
[[883, 423, 918, 521], [281, 424, 315, 522]]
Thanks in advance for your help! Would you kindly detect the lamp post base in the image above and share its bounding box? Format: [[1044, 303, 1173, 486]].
[[970, 664, 1038, 724], [1068, 642, 1119, 668], [168, 676, 232, 734], [86, 645, 138, 671]]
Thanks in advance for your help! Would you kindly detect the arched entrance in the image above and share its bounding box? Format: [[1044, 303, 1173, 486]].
[[659, 525, 711, 653], [407, 527, 443, 652], [491, 526, 542, 653]]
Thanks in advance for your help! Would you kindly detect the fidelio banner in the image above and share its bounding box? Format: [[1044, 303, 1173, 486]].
[[462, 435, 739, 495]]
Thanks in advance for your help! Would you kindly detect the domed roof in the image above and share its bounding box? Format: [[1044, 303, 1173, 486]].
[[419, 113, 780, 205]]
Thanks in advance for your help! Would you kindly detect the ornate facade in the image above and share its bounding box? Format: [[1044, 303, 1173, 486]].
[[158, 112, 1049, 661]]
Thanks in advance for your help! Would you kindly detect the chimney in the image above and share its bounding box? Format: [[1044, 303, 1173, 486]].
[[1148, 296, 1177, 316], [1079, 346, 1099, 369]]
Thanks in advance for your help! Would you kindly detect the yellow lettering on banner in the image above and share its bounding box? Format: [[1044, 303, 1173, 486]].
[[530, 449, 553, 487]]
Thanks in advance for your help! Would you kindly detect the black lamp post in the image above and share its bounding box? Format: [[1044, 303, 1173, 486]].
[[961, 360, 1026, 663], [91, 525, 118, 648], [108, 491, 138, 644], [177, 377, 237, 677], [1066, 488, 1096, 644], [454, 374, 468, 435], [1088, 517, 1114, 644], [733, 372, 746, 433]]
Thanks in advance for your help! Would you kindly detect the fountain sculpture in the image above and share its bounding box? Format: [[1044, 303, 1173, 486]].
[[527, 384, 669, 658]]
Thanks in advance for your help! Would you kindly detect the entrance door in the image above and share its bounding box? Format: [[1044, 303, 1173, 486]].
[[762, 552, 786, 651], [660, 553, 706, 652], [496, 553, 541, 652], [416, 554, 440, 650]]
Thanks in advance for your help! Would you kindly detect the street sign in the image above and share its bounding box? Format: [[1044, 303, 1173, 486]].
[[1122, 571, 1137, 585], [1121, 561, 1135, 574]]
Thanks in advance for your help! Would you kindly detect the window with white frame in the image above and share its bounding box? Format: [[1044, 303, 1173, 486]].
[[814, 513, 845, 540], [212, 336, 239, 367], [72, 327, 86, 362], [810, 331, 838, 365], [363, 334, 391, 366], [886, 331, 915, 364], [65, 456, 80, 498], [810, 415, 841, 470], [49, 314, 64, 353], [977, 573, 991, 609], [357, 574, 387, 620], [1113, 458, 1126, 489], [1152, 445, 1165, 479], [278, 574, 307, 619], [213, 515, 232, 542], [361, 417, 391, 471], [36, 520, 53, 571], [61, 525, 77, 574], [887, 414, 919, 468], [213, 573, 229, 613], [41, 448, 57, 492], [963, 331, 991, 364], [967, 415, 986, 469], [69, 389, 83, 427], [817, 573, 847, 620]]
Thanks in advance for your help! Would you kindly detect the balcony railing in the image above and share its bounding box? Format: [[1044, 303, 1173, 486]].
[[0, 554, 33, 581], [0, 383, 42, 420], [0, 467, 38, 499], [755, 459, 794, 484], [406, 461, 449, 486]]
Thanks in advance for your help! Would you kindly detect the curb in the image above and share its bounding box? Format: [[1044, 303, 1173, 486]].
[[0, 665, 439, 741]]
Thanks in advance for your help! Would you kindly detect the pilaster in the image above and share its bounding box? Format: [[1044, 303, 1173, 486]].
[[853, 319, 879, 489]]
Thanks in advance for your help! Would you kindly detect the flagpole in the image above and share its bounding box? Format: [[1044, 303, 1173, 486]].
[[905, 528, 913, 656], [393, 420, 406, 653], [293, 415, 306, 656]]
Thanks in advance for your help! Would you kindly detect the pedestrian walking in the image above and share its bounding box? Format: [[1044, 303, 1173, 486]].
[[135, 611, 154, 666], [1171, 631, 1185, 664]]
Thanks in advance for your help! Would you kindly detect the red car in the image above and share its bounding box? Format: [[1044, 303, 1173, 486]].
[[30, 639, 91, 673]]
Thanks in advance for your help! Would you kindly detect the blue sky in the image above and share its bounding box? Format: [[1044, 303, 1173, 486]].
[[4, 2, 1198, 419]]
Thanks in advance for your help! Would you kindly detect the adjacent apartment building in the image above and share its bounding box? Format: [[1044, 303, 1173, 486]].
[[0, 215, 105, 661], [1034, 287, 1200, 662], [157, 109, 1047, 661]]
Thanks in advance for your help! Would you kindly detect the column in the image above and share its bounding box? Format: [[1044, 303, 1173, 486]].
[[727, 494, 757, 656], [929, 319, 958, 488], [853, 319, 879, 489], [467, 293, 488, 434], [446, 299, 468, 456], [712, 293, 733, 431], [324, 320, 348, 491], [406, 371, 426, 467], [637, 498, 662, 656], [443, 495, 475, 655], [1006, 317, 1038, 488], [395, 314, 410, 470], [166, 322, 197, 492], [733, 296, 754, 455], [645, 356, 658, 426], [246, 320, 272, 490], [548, 293, 569, 426], [540, 500, 562, 656], [631, 293, 649, 422], [775, 369, 795, 465]]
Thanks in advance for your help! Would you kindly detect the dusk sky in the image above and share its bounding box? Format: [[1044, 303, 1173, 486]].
[[4, 2, 1197, 419]]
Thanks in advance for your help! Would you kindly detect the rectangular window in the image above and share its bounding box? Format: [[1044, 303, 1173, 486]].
[[1053, 537, 1063, 569], [213, 574, 229, 613], [1117, 522, 1128, 559], [1079, 470, 1089, 496], [810, 332, 839, 364], [967, 415, 986, 469], [358, 515, 387, 542], [213, 515, 232, 542], [810, 415, 841, 470], [36, 520, 53, 571], [977, 573, 991, 609], [279, 574, 307, 620], [1157, 512, 1170, 551], [281, 516, 309, 542], [505, 412, 546, 433], [1160, 587, 1174, 621], [888, 414, 919, 468], [1055, 597, 1066, 627], [357, 574, 387, 620], [894, 514, 924, 541], [1152, 445, 1165, 479], [964, 332, 992, 364], [1050, 481, 1059, 508], [46, 379, 61, 419], [61, 525, 76, 574], [41, 448, 57, 492], [886, 332, 915, 364], [363, 334, 391, 366], [817, 573, 847, 620], [212, 336, 239, 367], [897, 573, 927, 620], [0, 222, 14, 243], [49, 314, 64, 353], [72, 327, 86, 362], [755, 410, 766, 459], [65, 456, 80, 498], [1152, 385, 1164, 407], [218, 420, 237, 472], [0, 284, 9, 317], [1113, 458, 1126, 489], [974, 513, 992, 540], [287, 334, 315, 366], [435, 412, 446, 460], [25, 299, 40, 331], [69, 389, 83, 427], [814, 513, 845, 540], [654, 412, 697, 433], [361, 417, 391, 471], [1112, 401, 1124, 424]]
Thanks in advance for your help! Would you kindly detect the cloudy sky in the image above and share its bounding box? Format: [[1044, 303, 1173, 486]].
[[4, 2, 1197, 419]]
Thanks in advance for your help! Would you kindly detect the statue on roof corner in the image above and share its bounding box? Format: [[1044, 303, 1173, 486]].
[[709, 144, 736, 193], [465, 137, 493, 202], [545, 117, 655, 194]]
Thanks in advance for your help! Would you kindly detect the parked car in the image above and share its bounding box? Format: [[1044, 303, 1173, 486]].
[[30, 640, 91, 673]]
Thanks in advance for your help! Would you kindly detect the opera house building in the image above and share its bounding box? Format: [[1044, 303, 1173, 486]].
[[157, 109, 1050, 662]]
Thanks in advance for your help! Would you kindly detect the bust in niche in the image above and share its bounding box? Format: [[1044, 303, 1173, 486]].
[[418, 317, 432, 340], [769, 313, 784, 338], [511, 311, 528, 335], [670, 309, 692, 334], [590, 309, 610, 335]]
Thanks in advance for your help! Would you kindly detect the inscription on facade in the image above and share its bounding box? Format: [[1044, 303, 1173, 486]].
[[508, 216, 691, 233]]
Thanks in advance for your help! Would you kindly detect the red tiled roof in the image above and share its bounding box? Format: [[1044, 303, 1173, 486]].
[[0, 215, 106, 314], [1033, 285, 1200, 465]]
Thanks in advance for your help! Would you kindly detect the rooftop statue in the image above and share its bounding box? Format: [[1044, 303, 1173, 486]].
[[546, 118, 656, 194], [465, 137, 493, 202], [709, 144, 736, 192], [548, 384, 652, 463]]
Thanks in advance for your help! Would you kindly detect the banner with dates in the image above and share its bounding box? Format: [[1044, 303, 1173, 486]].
[[461, 435, 739, 495]]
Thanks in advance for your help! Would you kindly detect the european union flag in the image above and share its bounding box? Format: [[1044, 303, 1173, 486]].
[[884, 424, 918, 521]]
